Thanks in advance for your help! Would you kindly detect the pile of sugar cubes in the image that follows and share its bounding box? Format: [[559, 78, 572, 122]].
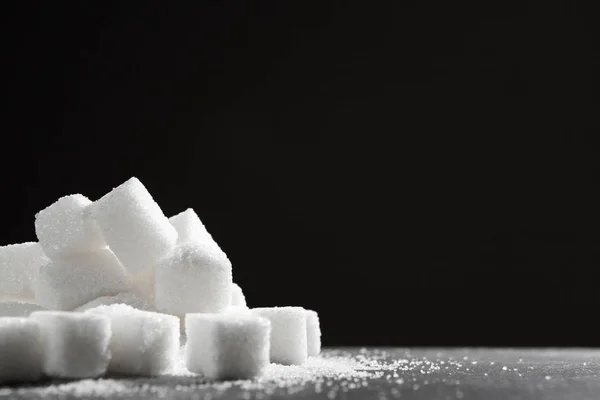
[[0, 177, 321, 383]]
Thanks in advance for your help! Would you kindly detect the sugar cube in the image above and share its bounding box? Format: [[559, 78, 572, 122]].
[[0, 301, 46, 317], [169, 208, 211, 245], [0, 317, 44, 382], [185, 312, 270, 380], [230, 283, 247, 308], [251, 307, 307, 365], [0, 242, 49, 300], [35, 194, 106, 258], [129, 267, 156, 304], [30, 311, 111, 378], [169, 208, 225, 254], [75, 292, 154, 312], [155, 242, 232, 315], [306, 309, 322, 356], [34, 248, 132, 310], [90, 177, 178, 274], [86, 304, 179, 376]]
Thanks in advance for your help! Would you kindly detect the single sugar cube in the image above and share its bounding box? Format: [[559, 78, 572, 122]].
[[0, 317, 44, 383], [75, 292, 154, 312], [230, 283, 247, 308], [185, 312, 270, 380], [0, 301, 46, 317], [35, 194, 106, 258], [169, 208, 225, 255], [90, 177, 178, 274], [305, 309, 322, 356], [155, 242, 232, 315], [251, 307, 308, 365], [86, 304, 179, 376], [0, 242, 49, 300], [29, 311, 111, 378], [34, 248, 132, 310], [169, 208, 211, 245]]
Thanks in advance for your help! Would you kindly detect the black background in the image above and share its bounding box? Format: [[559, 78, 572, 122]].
[[1, 2, 597, 347]]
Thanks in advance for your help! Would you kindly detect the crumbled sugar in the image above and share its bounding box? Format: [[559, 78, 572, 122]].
[[0, 242, 49, 299], [7, 379, 131, 397], [75, 292, 154, 312]]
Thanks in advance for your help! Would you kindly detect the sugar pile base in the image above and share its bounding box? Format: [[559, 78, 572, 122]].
[[0, 350, 383, 399], [4, 348, 600, 400], [1, 177, 322, 384]]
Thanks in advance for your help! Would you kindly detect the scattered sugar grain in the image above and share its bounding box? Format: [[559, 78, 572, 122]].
[[31, 379, 130, 397]]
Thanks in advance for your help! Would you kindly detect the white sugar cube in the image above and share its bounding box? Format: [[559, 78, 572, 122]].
[[230, 283, 247, 308], [0, 301, 46, 317], [170, 208, 211, 245], [0, 317, 44, 383], [251, 307, 307, 365], [129, 267, 156, 304], [75, 292, 154, 312], [86, 304, 179, 376], [34, 248, 132, 310], [155, 242, 232, 315], [169, 208, 225, 255], [90, 177, 178, 274], [0, 242, 49, 300], [306, 309, 321, 356], [185, 312, 270, 380], [30, 311, 111, 378], [35, 194, 106, 258]]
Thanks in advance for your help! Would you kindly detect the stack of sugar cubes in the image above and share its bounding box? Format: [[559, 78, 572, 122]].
[[0, 177, 321, 383]]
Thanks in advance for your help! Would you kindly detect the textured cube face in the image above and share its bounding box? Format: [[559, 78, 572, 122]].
[[169, 208, 227, 258], [34, 248, 132, 311], [185, 316, 219, 376], [252, 307, 308, 365], [35, 194, 106, 258], [29, 311, 111, 379], [155, 243, 232, 315], [230, 283, 247, 308], [306, 309, 322, 357], [90, 177, 178, 274], [0, 318, 44, 383], [86, 304, 180, 376], [0, 242, 49, 299], [185, 313, 271, 380], [169, 208, 211, 244], [75, 293, 153, 312]]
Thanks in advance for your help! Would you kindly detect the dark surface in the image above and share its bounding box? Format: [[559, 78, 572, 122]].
[[2, 348, 600, 399], [2, 2, 599, 347]]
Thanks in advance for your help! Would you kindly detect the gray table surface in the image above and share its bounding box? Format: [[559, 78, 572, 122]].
[[2, 348, 600, 399]]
